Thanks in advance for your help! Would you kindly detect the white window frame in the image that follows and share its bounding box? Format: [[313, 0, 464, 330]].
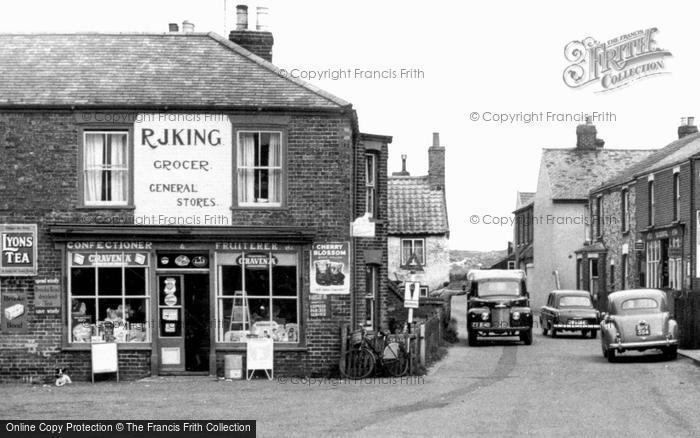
[[419, 285, 429, 298], [673, 172, 681, 222], [401, 238, 426, 266], [82, 131, 130, 207], [364, 265, 378, 330], [67, 252, 150, 344], [649, 181, 655, 226], [365, 153, 377, 217], [216, 251, 300, 343], [646, 240, 660, 288], [236, 130, 284, 207], [621, 189, 629, 232]]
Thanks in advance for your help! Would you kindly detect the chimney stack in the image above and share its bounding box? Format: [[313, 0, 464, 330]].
[[229, 4, 274, 62], [576, 116, 605, 150], [182, 20, 194, 33], [168, 23, 179, 32], [678, 116, 698, 139], [428, 132, 445, 191]]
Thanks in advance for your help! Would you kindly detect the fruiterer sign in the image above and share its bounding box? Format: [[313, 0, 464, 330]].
[[404, 282, 421, 309], [0, 224, 38, 276]]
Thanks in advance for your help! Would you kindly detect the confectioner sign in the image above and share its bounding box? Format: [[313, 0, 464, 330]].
[[0, 224, 38, 276]]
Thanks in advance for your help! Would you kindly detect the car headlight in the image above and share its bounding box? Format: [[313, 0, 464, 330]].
[[512, 311, 521, 320], [480, 312, 489, 321]]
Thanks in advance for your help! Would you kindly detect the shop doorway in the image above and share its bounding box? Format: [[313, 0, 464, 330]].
[[157, 274, 210, 374]]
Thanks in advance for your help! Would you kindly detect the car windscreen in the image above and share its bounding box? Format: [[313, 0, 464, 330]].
[[620, 298, 658, 311], [477, 280, 521, 297], [558, 296, 592, 307]]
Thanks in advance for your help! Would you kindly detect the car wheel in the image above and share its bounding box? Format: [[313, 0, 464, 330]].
[[607, 348, 616, 363], [602, 345, 608, 358], [541, 320, 548, 336], [468, 330, 478, 347], [663, 346, 678, 361], [520, 329, 533, 345], [550, 325, 557, 338], [590, 330, 597, 339]]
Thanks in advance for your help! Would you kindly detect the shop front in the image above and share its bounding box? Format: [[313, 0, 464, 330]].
[[51, 226, 318, 377], [642, 225, 686, 292]]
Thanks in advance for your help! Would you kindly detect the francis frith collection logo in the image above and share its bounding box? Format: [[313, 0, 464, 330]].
[[563, 28, 672, 92]]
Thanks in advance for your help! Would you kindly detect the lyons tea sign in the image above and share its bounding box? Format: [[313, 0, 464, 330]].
[[0, 224, 38, 276]]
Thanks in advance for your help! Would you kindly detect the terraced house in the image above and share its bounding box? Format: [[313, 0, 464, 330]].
[[581, 118, 700, 348], [0, 13, 392, 381]]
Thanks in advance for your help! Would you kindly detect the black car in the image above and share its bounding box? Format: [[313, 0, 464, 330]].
[[466, 270, 533, 346]]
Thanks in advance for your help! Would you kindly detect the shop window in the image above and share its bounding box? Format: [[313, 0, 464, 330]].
[[217, 252, 298, 343], [237, 131, 283, 206], [82, 131, 129, 206], [669, 236, 683, 291], [401, 238, 425, 266], [365, 153, 378, 217], [365, 265, 378, 330], [646, 240, 660, 288], [68, 252, 150, 344]]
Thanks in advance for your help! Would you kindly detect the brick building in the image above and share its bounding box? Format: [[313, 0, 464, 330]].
[[513, 192, 534, 287], [580, 118, 700, 348], [528, 120, 653, 311], [0, 16, 392, 380], [387, 133, 450, 297]]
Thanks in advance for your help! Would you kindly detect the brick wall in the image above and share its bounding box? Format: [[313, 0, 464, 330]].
[[0, 110, 388, 380]]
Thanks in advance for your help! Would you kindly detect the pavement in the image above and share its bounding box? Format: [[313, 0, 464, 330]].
[[2, 294, 700, 437], [679, 348, 700, 364]]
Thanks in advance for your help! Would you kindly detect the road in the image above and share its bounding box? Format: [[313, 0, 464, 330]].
[[2, 294, 699, 437]]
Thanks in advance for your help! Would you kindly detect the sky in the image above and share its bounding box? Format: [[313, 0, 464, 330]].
[[1, 0, 696, 250]]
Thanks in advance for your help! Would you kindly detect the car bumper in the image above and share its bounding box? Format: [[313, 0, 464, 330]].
[[553, 324, 599, 330], [471, 325, 531, 332], [609, 339, 679, 349]]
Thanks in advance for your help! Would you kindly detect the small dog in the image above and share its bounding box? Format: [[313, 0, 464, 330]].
[[54, 368, 72, 386]]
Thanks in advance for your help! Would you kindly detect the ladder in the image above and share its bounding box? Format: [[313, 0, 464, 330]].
[[229, 290, 251, 333]]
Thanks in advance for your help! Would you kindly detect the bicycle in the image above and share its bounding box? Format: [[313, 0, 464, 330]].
[[341, 329, 410, 379]]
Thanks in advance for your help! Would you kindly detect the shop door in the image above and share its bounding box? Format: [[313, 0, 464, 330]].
[[157, 275, 185, 373]]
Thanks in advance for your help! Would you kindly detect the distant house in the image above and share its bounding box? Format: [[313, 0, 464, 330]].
[[388, 133, 450, 297], [489, 242, 515, 270], [528, 120, 654, 310]]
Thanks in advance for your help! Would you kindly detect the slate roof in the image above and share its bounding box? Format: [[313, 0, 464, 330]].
[[594, 132, 700, 192], [515, 191, 535, 210], [542, 148, 655, 200], [0, 32, 350, 109], [388, 176, 449, 235]]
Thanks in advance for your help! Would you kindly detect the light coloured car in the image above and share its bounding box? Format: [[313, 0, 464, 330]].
[[600, 289, 679, 362]]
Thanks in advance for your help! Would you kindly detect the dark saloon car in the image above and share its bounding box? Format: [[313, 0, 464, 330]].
[[540, 290, 600, 338], [601, 289, 679, 362], [466, 269, 533, 346]]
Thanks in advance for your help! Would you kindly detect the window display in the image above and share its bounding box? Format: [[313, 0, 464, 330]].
[[68, 252, 150, 343], [217, 251, 299, 343]]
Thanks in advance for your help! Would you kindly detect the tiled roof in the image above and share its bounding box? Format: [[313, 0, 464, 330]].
[[542, 148, 654, 200], [0, 32, 350, 109], [388, 176, 449, 235], [515, 191, 535, 210], [595, 132, 700, 191]]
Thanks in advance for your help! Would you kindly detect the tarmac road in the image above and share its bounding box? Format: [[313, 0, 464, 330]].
[[1, 294, 699, 437]]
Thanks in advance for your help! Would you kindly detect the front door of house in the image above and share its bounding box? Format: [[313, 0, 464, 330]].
[[157, 274, 211, 374], [157, 275, 185, 373]]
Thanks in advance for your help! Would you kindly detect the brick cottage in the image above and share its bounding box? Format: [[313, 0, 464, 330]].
[[0, 14, 392, 380]]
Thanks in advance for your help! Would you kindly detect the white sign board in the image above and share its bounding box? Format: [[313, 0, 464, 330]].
[[134, 114, 232, 226], [91, 342, 119, 382], [351, 213, 376, 237], [246, 337, 273, 380], [404, 282, 421, 309]]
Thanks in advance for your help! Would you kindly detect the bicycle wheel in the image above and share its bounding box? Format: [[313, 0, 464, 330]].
[[383, 342, 410, 377], [341, 348, 375, 379]]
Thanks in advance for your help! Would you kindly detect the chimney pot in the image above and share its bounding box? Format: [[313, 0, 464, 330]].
[[432, 132, 440, 147], [168, 23, 179, 32], [576, 122, 603, 150], [678, 115, 698, 139], [256, 6, 269, 31], [236, 4, 248, 30], [182, 20, 194, 33]]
